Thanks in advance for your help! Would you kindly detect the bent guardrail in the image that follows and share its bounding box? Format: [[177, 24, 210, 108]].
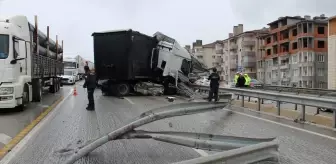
[[57, 101, 279, 164], [192, 85, 336, 128]]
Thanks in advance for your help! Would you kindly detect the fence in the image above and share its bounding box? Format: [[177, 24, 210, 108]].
[[192, 85, 336, 128]]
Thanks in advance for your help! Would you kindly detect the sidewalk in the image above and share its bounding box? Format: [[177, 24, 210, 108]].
[[232, 100, 333, 128]]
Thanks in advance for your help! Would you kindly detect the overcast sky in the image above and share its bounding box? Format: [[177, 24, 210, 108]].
[[1, 0, 335, 62]]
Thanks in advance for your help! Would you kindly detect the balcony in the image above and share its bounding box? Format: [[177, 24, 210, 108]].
[[242, 61, 256, 68], [242, 51, 256, 57], [280, 63, 289, 69], [229, 44, 238, 50], [243, 40, 256, 47], [216, 49, 223, 54]]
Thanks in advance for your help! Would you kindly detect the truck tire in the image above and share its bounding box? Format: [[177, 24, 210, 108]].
[[114, 83, 130, 96], [56, 79, 60, 92], [49, 79, 57, 93], [18, 84, 29, 111], [32, 79, 42, 102]]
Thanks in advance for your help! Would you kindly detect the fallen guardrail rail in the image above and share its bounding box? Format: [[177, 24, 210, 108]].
[[192, 85, 336, 128], [56, 101, 279, 164]]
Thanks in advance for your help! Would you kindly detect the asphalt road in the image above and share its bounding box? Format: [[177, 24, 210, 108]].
[[0, 86, 71, 149], [2, 82, 336, 164]]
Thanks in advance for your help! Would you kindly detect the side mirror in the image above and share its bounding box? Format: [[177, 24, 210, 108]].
[[10, 60, 17, 64]]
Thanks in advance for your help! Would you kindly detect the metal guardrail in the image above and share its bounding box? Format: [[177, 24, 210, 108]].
[[256, 85, 336, 97], [55, 102, 279, 164], [191, 85, 336, 128]]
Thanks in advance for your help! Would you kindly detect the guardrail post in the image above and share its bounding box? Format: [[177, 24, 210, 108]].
[[261, 99, 264, 104], [301, 105, 306, 121], [237, 95, 239, 100], [241, 95, 244, 107], [333, 110, 336, 128], [257, 98, 261, 111], [277, 101, 280, 115], [248, 97, 251, 102], [294, 104, 297, 110]]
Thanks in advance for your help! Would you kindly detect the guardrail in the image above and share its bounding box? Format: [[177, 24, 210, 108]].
[[58, 102, 279, 164], [191, 85, 336, 128], [260, 85, 336, 96]]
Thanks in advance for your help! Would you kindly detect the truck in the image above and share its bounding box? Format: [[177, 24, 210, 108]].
[[92, 29, 193, 96], [62, 55, 87, 82], [0, 15, 63, 109], [62, 56, 77, 84]]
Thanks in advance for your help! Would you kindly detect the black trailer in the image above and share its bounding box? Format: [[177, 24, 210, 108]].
[[92, 29, 160, 96]]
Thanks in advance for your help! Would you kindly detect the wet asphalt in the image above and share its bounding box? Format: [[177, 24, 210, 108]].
[[2, 82, 336, 164]]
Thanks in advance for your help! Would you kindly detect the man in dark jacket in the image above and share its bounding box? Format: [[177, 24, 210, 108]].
[[208, 68, 220, 102], [236, 73, 246, 88], [83, 66, 96, 110]]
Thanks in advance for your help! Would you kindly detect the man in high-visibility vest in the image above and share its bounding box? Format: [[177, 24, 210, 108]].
[[234, 72, 240, 86], [244, 73, 251, 87]]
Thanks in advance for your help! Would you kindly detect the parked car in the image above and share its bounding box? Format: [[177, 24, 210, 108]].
[[250, 79, 263, 88]]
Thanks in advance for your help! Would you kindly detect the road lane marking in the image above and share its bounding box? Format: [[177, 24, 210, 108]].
[[0, 134, 11, 145], [124, 97, 134, 104], [0, 89, 73, 162], [222, 108, 336, 141]]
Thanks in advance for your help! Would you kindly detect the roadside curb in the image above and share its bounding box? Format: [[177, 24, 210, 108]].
[[0, 96, 64, 159]]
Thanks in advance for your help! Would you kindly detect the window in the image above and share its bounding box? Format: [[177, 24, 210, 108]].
[[266, 37, 271, 44], [317, 68, 324, 76], [212, 55, 215, 58], [292, 42, 297, 50], [318, 82, 324, 88], [294, 69, 299, 76], [317, 27, 325, 34], [308, 52, 313, 62], [0, 34, 9, 59], [317, 54, 324, 62], [292, 55, 297, 63], [308, 67, 313, 76], [317, 41, 325, 48], [266, 49, 271, 56], [292, 29, 297, 36]]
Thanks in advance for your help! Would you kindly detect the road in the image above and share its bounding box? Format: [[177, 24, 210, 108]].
[[0, 86, 70, 149], [1, 82, 336, 164]]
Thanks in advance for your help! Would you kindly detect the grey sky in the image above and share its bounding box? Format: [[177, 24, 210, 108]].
[[1, 0, 336, 62]]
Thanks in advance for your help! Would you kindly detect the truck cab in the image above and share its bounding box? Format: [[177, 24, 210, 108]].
[[0, 16, 33, 108], [0, 15, 63, 109], [63, 57, 79, 81]]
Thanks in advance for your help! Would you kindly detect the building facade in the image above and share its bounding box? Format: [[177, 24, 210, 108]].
[[257, 15, 328, 88], [191, 40, 223, 79], [328, 16, 336, 89], [218, 24, 268, 83]]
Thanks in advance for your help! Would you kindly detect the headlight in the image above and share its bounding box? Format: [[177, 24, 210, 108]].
[[0, 87, 14, 95]]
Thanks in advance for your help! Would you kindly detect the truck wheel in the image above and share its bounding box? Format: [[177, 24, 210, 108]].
[[115, 83, 130, 96], [18, 84, 29, 111], [32, 79, 42, 102], [49, 79, 56, 93]]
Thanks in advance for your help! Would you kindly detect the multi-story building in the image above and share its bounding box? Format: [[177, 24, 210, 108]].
[[220, 24, 268, 83], [257, 15, 328, 88], [191, 40, 223, 79], [328, 16, 336, 89]]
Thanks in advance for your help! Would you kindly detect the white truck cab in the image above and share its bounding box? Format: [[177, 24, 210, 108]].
[[0, 15, 63, 109]]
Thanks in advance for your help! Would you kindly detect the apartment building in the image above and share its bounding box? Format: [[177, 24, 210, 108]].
[[218, 24, 268, 83], [257, 15, 328, 88], [191, 40, 223, 79], [328, 16, 336, 89]]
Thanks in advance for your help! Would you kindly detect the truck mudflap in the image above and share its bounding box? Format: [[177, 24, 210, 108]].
[[55, 100, 279, 164]]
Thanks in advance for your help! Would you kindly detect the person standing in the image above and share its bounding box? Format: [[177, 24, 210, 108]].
[[244, 73, 251, 87], [208, 68, 220, 102], [83, 66, 96, 110]]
